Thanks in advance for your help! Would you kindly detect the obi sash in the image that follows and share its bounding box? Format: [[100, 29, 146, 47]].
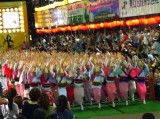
[[30, 83, 39, 87], [136, 77, 145, 83], [106, 77, 115, 82], [24, 84, 30, 89], [119, 76, 129, 82], [74, 78, 83, 87], [41, 83, 51, 88]]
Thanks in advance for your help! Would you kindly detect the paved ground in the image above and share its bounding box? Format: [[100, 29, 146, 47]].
[[94, 111, 160, 119]]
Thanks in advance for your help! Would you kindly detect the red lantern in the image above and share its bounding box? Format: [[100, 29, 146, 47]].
[[36, 29, 40, 33], [140, 18, 148, 25], [66, 26, 71, 31], [100, 23, 104, 28], [155, 16, 160, 22], [77, 24, 83, 30], [148, 17, 157, 24], [126, 20, 131, 26], [51, 28, 56, 33], [82, 25, 89, 30], [89, 24, 96, 29], [39, 29, 43, 34], [131, 19, 140, 26], [95, 24, 100, 29], [116, 21, 121, 26], [108, 22, 113, 28], [104, 22, 109, 28], [71, 26, 78, 31], [54, 28, 58, 33], [43, 29, 48, 33], [55, 27, 60, 32], [111, 21, 117, 27], [61, 27, 66, 32], [120, 20, 125, 26], [47, 29, 51, 33]]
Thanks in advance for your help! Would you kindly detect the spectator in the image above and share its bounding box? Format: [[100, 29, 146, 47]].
[[51, 95, 74, 119], [46, 113, 59, 119], [0, 95, 8, 118], [33, 108, 47, 119], [142, 113, 155, 119], [2, 88, 19, 119], [17, 115, 27, 119], [38, 92, 55, 117], [22, 88, 40, 119], [14, 96, 23, 113], [0, 97, 8, 105], [151, 32, 160, 56]]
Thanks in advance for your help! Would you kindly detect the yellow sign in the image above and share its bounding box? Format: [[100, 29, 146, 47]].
[[0, 1, 29, 51]]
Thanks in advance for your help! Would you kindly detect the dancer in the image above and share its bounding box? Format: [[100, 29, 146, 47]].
[[106, 61, 117, 107], [116, 60, 129, 105], [92, 65, 104, 109], [83, 58, 94, 105], [136, 61, 149, 104], [129, 61, 141, 102], [73, 64, 84, 110]]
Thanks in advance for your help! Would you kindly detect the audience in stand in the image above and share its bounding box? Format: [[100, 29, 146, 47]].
[[22, 88, 40, 119], [32, 27, 160, 59]]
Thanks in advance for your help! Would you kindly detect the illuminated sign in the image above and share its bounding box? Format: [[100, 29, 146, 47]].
[[0, 7, 24, 33]]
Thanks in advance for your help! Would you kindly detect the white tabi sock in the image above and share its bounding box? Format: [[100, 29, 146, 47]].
[[131, 95, 135, 102], [125, 100, 128, 106], [90, 101, 92, 106], [118, 97, 121, 102], [80, 104, 84, 110], [112, 102, 115, 107], [98, 103, 101, 109], [72, 102, 75, 107], [143, 100, 146, 104]]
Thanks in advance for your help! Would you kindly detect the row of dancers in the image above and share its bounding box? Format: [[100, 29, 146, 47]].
[[0, 51, 150, 110]]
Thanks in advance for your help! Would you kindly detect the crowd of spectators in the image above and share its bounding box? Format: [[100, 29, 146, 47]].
[[0, 88, 74, 119], [32, 27, 160, 58]]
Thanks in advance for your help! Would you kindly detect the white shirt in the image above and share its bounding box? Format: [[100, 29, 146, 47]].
[[1, 103, 19, 119]]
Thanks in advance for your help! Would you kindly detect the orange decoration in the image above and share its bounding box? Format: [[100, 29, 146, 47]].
[[36, 16, 160, 34]]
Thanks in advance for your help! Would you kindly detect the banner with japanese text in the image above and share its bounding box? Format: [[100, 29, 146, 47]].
[[67, 1, 89, 25], [50, 6, 68, 26], [88, 0, 119, 22], [120, 0, 160, 17]]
